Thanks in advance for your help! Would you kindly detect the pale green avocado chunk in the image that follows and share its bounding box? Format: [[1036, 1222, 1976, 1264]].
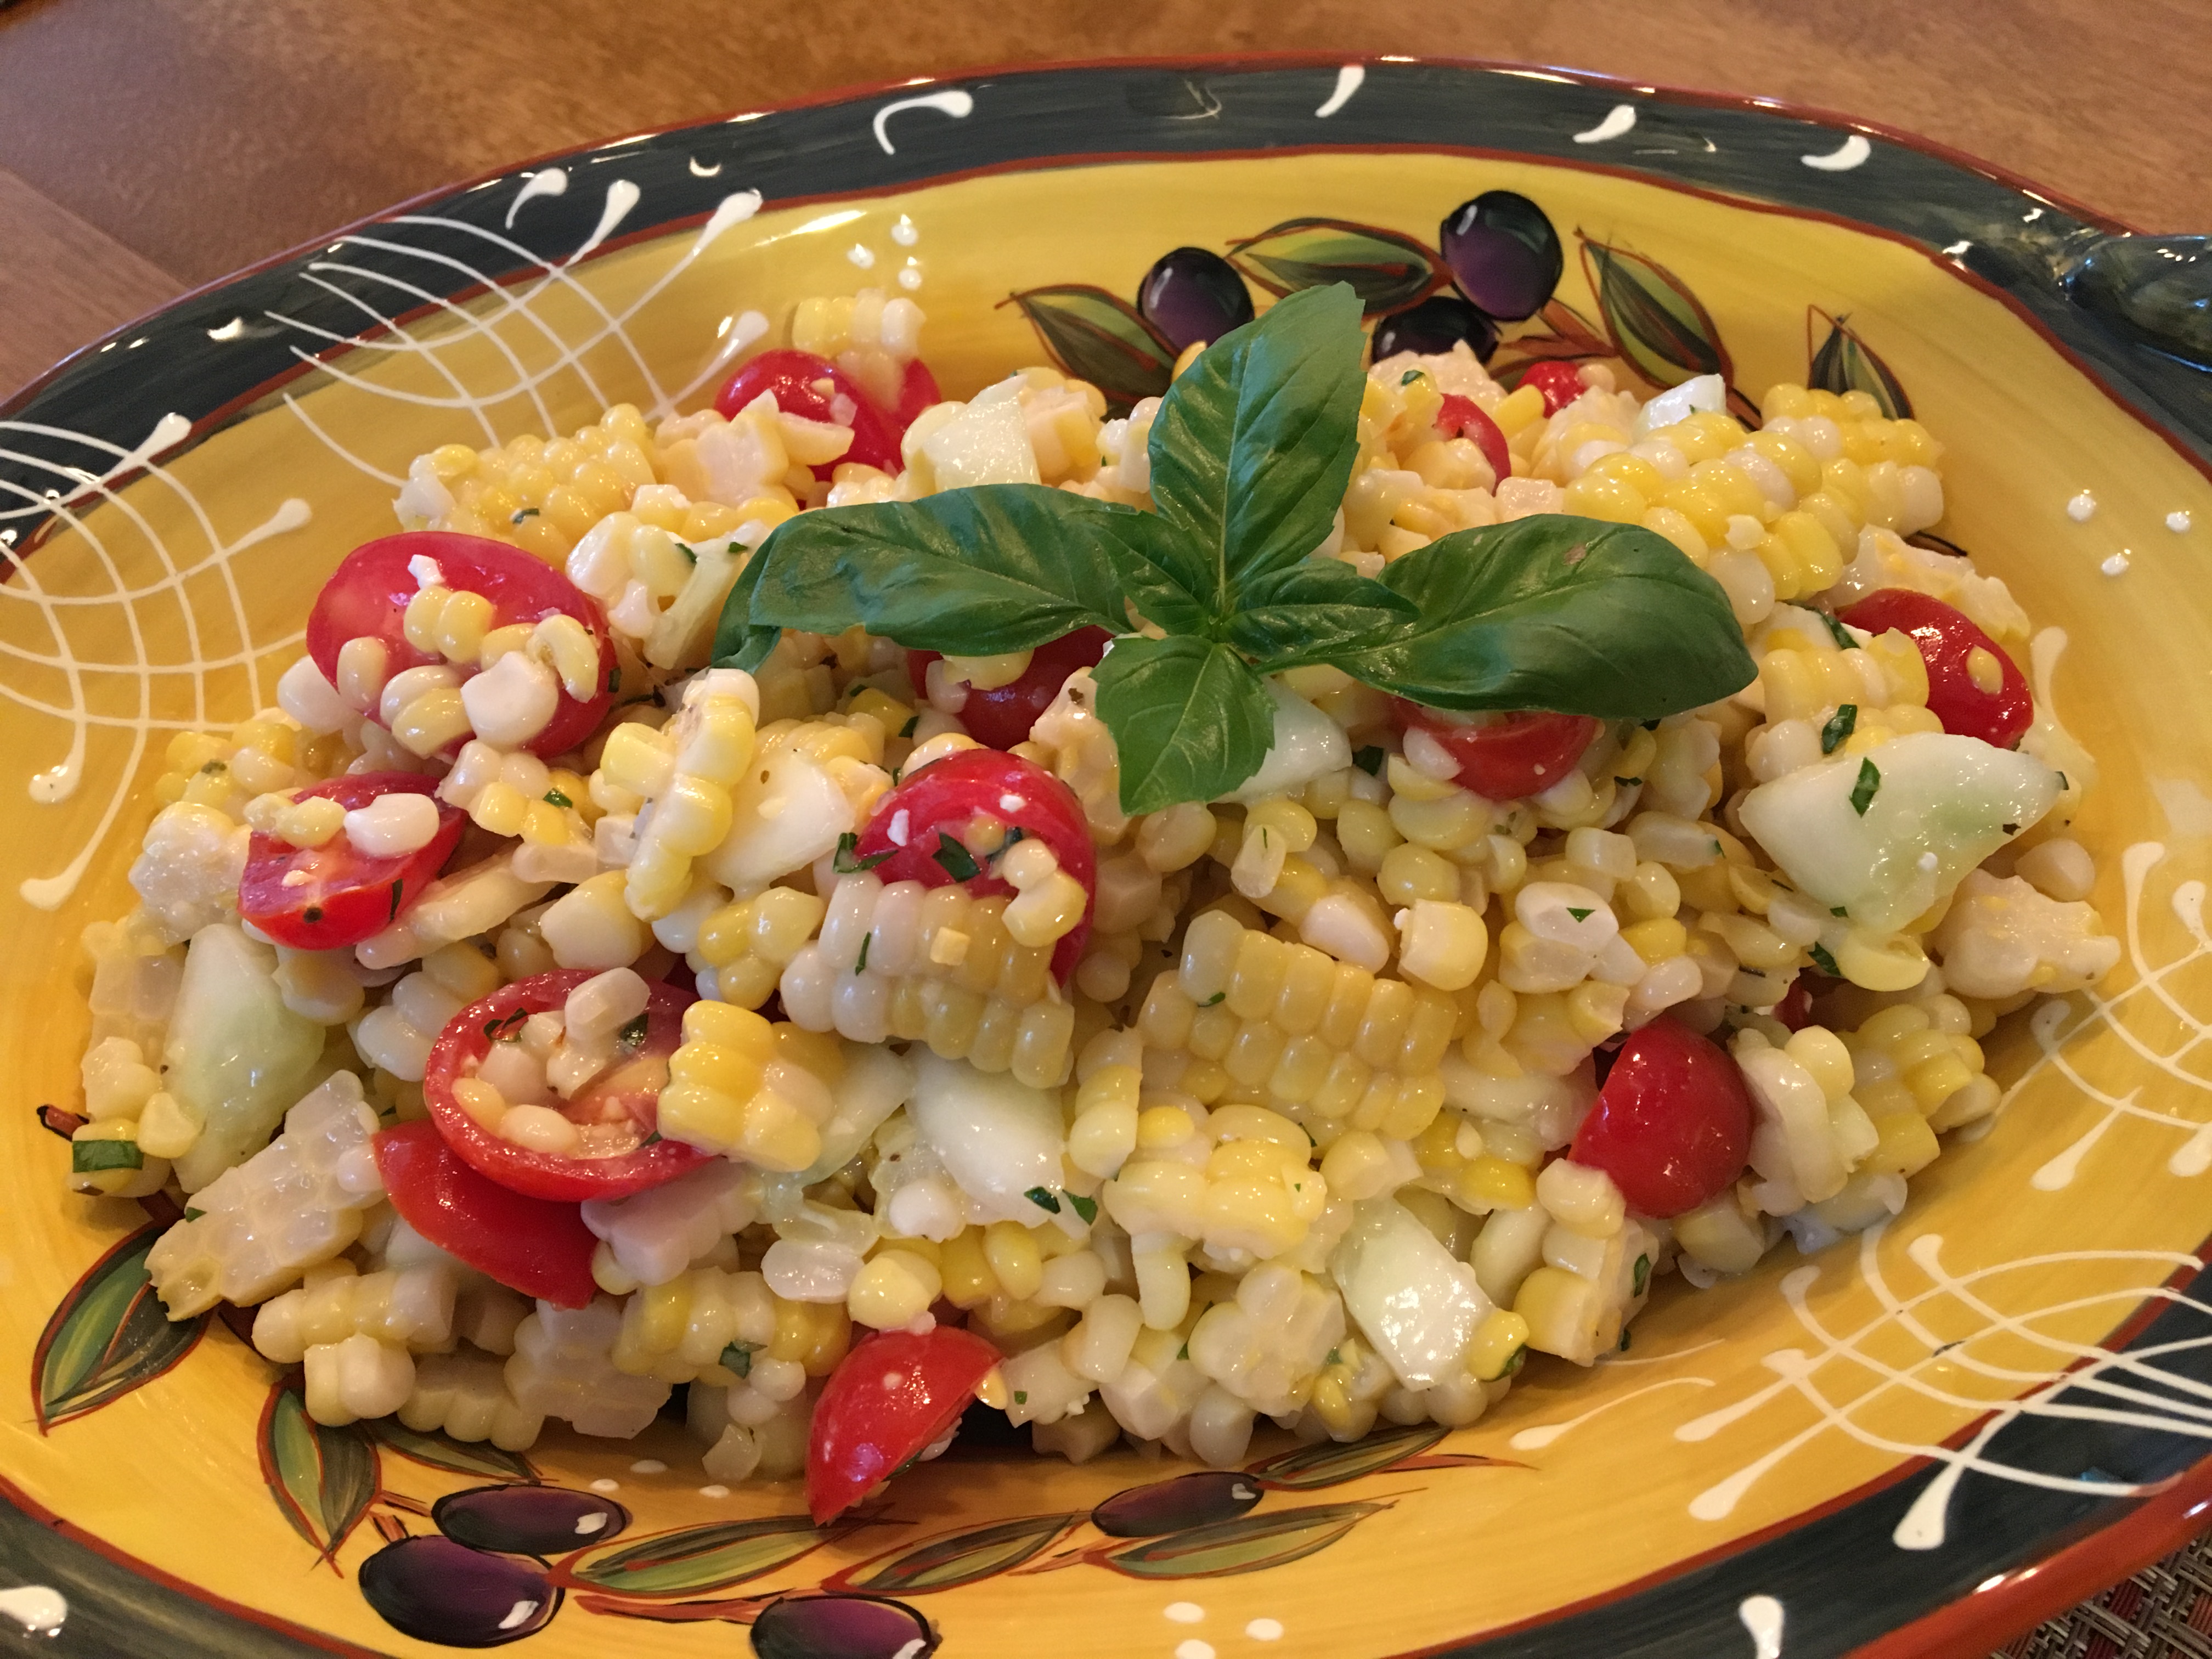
[[166, 922, 325, 1192], [1737, 731, 2061, 932]]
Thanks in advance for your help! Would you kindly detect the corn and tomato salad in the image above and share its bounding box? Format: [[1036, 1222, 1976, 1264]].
[[71, 278, 2119, 1509]]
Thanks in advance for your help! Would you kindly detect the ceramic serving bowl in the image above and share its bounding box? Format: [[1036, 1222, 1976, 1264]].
[[3, 55, 2210, 1659]]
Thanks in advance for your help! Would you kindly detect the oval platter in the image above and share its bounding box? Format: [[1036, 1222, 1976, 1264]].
[[1, 54, 2209, 1659]]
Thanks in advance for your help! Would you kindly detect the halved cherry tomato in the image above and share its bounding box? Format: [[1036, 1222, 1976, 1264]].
[[1393, 701, 1601, 803], [1568, 1018, 1754, 1217], [1434, 392, 1513, 488], [1517, 360, 1587, 416], [906, 627, 1113, 751], [238, 773, 465, 950], [808, 1327, 1001, 1523], [371, 1119, 597, 1307], [306, 531, 616, 759], [1837, 588, 2033, 749], [714, 349, 940, 476], [422, 969, 707, 1202], [853, 749, 1096, 981]]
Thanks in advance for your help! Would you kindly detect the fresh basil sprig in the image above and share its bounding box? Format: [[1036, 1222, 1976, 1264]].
[[714, 280, 1753, 813]]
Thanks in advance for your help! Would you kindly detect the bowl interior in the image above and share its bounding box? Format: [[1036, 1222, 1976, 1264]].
[[3, 144, 2211, 1658]]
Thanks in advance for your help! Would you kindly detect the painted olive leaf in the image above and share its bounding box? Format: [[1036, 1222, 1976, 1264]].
[[33, 1223, 206, 1430], [361, 1416, 538, 1483], [258, 1376, 377, 1568], [1227, 218, 1447, 314], [1002, 285, 1175, 411], [1806, 306, 1914, 419], [566, 1515, 837, 1598], [1098, 1501, 1387, 1578], [1579, 235, 1733, 390], [1244, 1423, 1450, 1488], [834, 1513, 1084, 1595]]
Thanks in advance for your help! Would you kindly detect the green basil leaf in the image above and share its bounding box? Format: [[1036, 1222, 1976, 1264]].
[[733, 485, 1153, 656], [1093, 635, 1275, 814], [1227, 559, 1418, 670], [1147, 284, 1365, 606], [711, 544, 781, 671], [1327, 516, 1756, 717], [1103, 525, 1220, 640]]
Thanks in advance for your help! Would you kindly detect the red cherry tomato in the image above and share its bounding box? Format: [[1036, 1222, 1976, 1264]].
[[1434, 392, 1513, 488], [307, 532, 616, 759], [1393, 701, 1601, 802], [371, 1120, 597, 1307], [237, 773, 464, 950], [1569, 1018, 1754, 1217], [1517, 360, 1588, 416], [714, 348, 938, 477], [906, 627, 1113, 751], [1836, 589, 2033, 749], [808, 1326, 1001, 1523], [854, 749, 1097, 981], [422, 969, 708, 1202]]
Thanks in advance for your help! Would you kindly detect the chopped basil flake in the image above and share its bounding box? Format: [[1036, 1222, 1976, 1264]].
[[2057, 771, 2069, 791], [512, 507, 539, 523], [484, 1010, 527, 1042], [1177, 1341, 1190, 1361], [1325, 1346, 1342, 1367], [899, 715, 918, 737], [676, 541, 698, 565], [608, 667, 622, 695], [932, 833, 983, 882], [1024, 1186, 1062, 1214], [1819, 612, 1859, 650], [1614, 776, 1642, 787], [1640, 718, 1661, 731], [616, 1013, 650, 1048], [1400, 368, 1426, 386], [1566, 907, 1592, 922], [183, 1206, 205, 1222], [388, 877, 405, 920], [1633, 1253, 1651, 1296], [832, 831, 893, 874], [71, 1138, 142, 1172], [1809, 941, 1841, 977], [199, 759, 227, 775], [1820, 703, 1858, 754], [855, 931, 872, 973], [642, 1131, 663, 1146], [2002, 822, 2019, 835], [544, 788, 573, 809], [1849, 758, 1881, 816], [1501, 1346, 1526, 1376], [1201, 991, 1226, 1007], [720, 1341, 754, 1378], [1066, 1192, 1098, 1224], [1013, 1390, 1029, 1406], [1831, 906, 1848, 917], [1618, 1327, 1632, 1352], [1352, 746, 1385, 776]]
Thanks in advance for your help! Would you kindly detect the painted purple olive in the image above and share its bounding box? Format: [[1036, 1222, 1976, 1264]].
[[1370, 295, 1499, 365], [1091, 1469, 1263, 1537], [359, 1535, 560, 1647], [432, 1484, 630, 1556], [750, 1592, 940, 1659], [1138, 247, 1255, 352], [1439, 191, 1564, 321]]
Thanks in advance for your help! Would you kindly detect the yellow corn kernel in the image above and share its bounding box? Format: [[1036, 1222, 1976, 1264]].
[[848, 1250, 944, 1330], [1456, 1155, 1534, 1214], [981, 1221, 1045, 1302], [1621, 917, 1688, 964], [1465, 1309, 1532, 1381], [939, 1227, 999, 1308]]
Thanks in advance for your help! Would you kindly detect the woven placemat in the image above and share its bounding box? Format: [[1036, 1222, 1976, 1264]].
[[1995, 1532, 2212, 1658]]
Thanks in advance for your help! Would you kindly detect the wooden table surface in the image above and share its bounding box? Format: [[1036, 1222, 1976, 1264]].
[[2, 0, 2209, 400]]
